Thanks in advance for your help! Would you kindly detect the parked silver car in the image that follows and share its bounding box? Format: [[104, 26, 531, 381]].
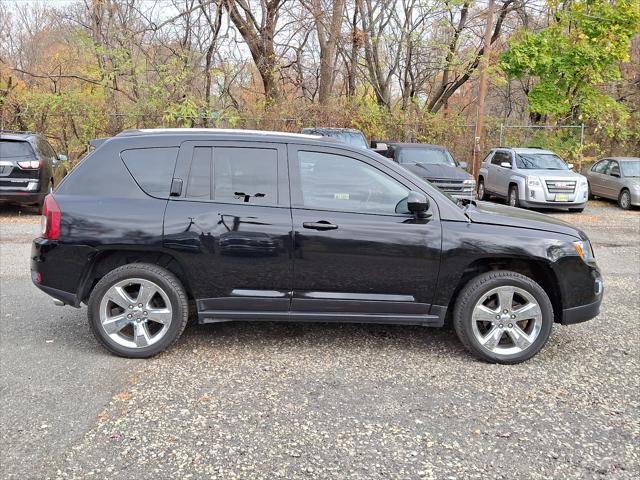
[[478, 147, 588, 212], [586, 157, 640, 210]]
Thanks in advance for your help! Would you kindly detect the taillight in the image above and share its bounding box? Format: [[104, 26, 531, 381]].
[[17, 159, 42, 170], [41, 195, 61, 240]]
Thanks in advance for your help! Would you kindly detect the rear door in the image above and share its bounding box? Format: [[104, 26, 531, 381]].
[[163, 141, 293, 318], [288, 144, 442, 321], [588, 159, 610, 197]]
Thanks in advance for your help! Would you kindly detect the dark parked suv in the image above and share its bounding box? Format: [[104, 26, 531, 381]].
[[32, 129, 603, 363], [382, 143, 476, 201], [0, 130, 68, 208]]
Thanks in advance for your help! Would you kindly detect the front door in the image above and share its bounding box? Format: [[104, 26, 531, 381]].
[[490, 150, 513, 197], [163, 141, 293, 317], [288, 144, 442, 320]]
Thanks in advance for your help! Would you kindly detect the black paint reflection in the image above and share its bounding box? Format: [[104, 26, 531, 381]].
[[163, 201, 292, 300]]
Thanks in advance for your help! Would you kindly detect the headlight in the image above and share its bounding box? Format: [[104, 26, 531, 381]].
[[578, 177, 588, 188], [527, 176, 541, 187], [463, 179, 476, 187], [573, 240, 594, 263]]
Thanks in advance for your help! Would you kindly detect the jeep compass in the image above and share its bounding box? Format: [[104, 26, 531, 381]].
[[31, 129, 603, 363]]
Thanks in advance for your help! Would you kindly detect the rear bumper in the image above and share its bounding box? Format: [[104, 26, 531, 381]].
[[0, 190, 44, 205], [31, 271, 80, 307]]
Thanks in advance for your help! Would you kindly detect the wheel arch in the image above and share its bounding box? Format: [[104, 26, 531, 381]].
[[445, 257, 562, 324], [78, 248, 193, 304]]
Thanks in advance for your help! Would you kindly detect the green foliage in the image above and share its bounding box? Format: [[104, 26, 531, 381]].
[[501, 0, 640, 134]]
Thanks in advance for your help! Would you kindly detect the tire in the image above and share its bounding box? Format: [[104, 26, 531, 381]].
[[508, 185, 520, 208], [618, 189, 631, 210], [87, 263, 189, 358], [587, 182, 595, 200], [477, 178, 486, 201], [453, 270, 554, 364]]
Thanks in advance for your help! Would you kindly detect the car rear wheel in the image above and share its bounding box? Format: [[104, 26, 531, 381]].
[[453, 271, 554, 364], [618, 189, 631, 210], [88, 263, 189, 358], [477, 178, 486, 200], [508, 185, 520, 208]]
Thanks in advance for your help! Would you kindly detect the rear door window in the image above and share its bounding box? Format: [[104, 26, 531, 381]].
[[186, 147, 212, 199], [213, 147, 278, 204], [182, 146, 279, 205], [0, 140, 35, 158], [121, 147, 179, 198]]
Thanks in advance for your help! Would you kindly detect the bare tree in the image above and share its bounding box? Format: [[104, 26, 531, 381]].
[[224, 0, 288, 103]]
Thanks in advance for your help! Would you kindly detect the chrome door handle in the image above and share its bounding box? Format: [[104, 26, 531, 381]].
[[302, 221, 338, 231]]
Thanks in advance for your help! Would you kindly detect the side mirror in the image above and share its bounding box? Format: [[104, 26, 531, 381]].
[[500, 162, 512, 168], [407, 191, 430, 218], [459, 161, 468, 169], [372, 142, 388, 153], [567, 163, 574, 170], [57, 154, 68, 162]]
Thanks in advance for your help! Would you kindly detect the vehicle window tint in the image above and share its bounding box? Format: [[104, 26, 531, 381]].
[[187, 147, 212, 199], [491, 152, 509, 165], [213, 147, 278, 204], [482, 152, 493, 164], [297, 151, 409, 214], [0, 140, 35, 158], [36, 138, 57, 160], [591, 160, 609, 173], [606, 161, 620, 176], [121, 147, 179, 198]]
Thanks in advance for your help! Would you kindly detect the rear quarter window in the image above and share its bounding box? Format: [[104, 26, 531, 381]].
[[121, 147, 179, 198], [0, 140, 35, 158]]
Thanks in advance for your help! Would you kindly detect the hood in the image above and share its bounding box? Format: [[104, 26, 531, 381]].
[[403, 163, 470, 180], [520, 169, 583, 179], [465, 201, 585, 239]]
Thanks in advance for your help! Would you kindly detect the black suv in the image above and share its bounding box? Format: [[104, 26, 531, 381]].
[[382, 143, 476, 201], [0, 131, 68, 208], [32, 129, 603, 363]]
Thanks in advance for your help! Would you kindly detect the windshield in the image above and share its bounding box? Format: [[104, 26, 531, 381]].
[[515, 153, 569, 170], [398, 147, 457, 167], [325, 131, 369, 149], [620, 160, 640, 177]]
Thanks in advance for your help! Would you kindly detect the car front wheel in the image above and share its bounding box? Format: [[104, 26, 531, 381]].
[[508, 185, 520, 208], [88, 263, 189, 358], [453, 271, 554, 364], [477, 178, 486, 200]]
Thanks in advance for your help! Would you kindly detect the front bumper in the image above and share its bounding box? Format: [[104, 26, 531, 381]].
[[560, 271, 603, 325], [523, 181, 589, 209]]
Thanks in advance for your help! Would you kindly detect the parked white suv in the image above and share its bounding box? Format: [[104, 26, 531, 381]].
[[478, 147, 588, 212]]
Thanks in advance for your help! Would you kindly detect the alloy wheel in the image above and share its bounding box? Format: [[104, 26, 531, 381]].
[[620, 190, 631, 209], [471, 286, 543, 356], [99, 278, 172, 349]]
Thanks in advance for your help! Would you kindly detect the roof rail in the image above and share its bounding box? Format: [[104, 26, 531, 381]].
[[0, 129, 35, 135]]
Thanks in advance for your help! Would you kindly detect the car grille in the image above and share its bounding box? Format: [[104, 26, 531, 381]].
[[545, 180, 576, 194], [428, 178, 473, 195]]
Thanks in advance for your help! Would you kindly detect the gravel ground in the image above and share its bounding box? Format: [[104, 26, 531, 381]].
[[0, 200, 638, 480]]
